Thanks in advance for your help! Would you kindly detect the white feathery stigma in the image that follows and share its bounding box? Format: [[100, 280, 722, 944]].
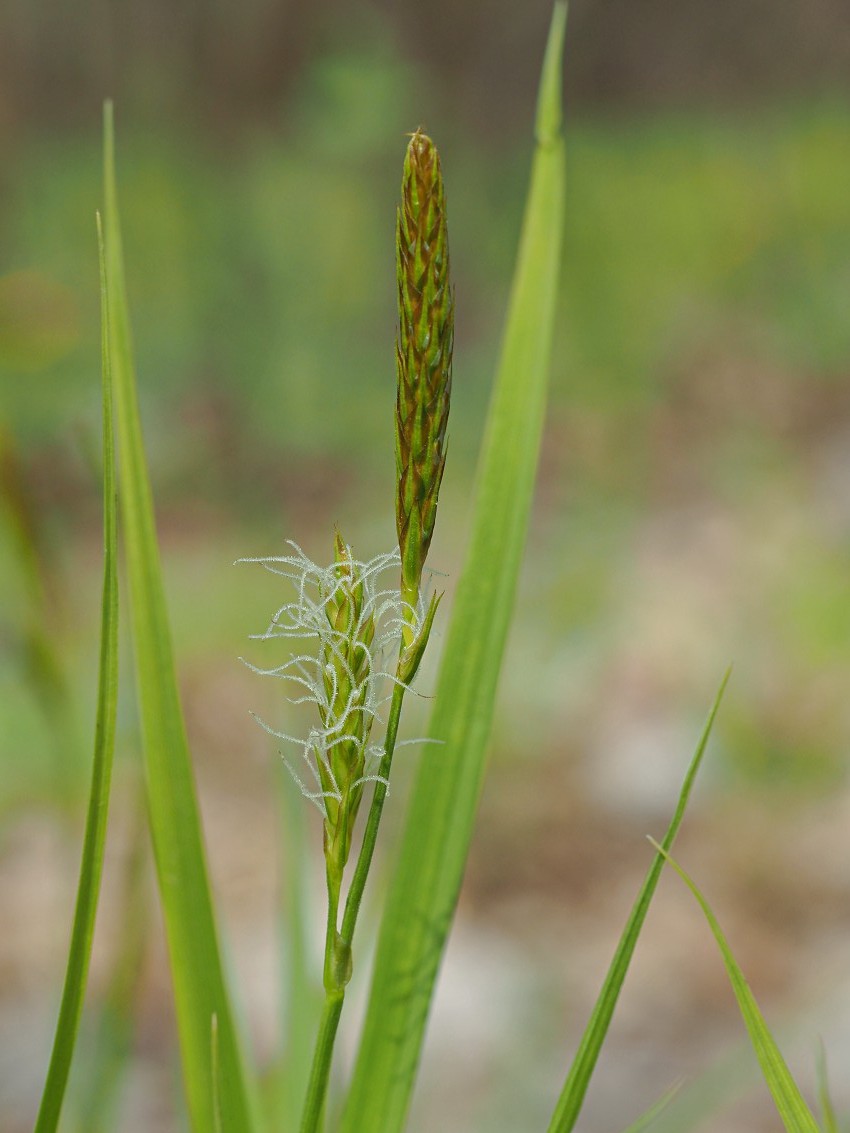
[[238, 542, 432, 816]]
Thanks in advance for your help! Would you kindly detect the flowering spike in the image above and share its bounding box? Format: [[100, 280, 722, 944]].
[[395, 129, 453, 644], [241, 543, 438, 876], [315, 533, 378, 872]]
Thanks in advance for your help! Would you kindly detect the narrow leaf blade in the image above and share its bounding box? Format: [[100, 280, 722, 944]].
[[652, 842, 821, 1133], [547, 670, 730, 1133], [816, 1041, 839, 1133], [102, 103, 259, 1133], [339, 7, 568, 1131], [620, 1083, 682, 1133], [265, 772, 321, 1128], [33, 215, 120, 1133]]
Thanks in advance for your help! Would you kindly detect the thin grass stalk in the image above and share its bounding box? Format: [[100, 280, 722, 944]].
[[73, 783, 148, 1133], [620, 1084, 682, 1133], [339, 681, 405, 945], [816, 1041, 839, 1133], [299, 668, 408, 1133], [33, 215, 119, 1133], [270, 768, 319, 1130], [651, 842, 820, 1133], [299, 990, 345, 1133], [547, 671, 730, 1132]]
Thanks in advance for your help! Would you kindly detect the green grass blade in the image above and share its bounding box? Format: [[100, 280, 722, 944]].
[[816, 1041, 839, 1133], [633, 1038, 759, 1133], [651, 841, 821, 1133], [263, 771, 320, 1128], [620, 1083, 682, 1133], [338, 7, 568, 1131], [73, 786, 148, 1133], [32, 215, 120, 1133], [281, 774, 321, 1126], [547, 670, 730, 1133], [102, 102, 260, 1133]]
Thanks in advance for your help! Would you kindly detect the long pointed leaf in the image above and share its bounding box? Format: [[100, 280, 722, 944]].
[[33, 215, 120, 1133], [652, 842, 820, 1133], [547, 670, 730, 1132], [102, 103, 260, 1133], [339, 7, 568, 1131]]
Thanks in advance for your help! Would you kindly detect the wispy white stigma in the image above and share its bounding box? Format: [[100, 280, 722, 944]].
[[239, 543, 432, 815]]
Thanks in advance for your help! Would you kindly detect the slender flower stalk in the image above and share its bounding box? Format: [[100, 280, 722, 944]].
[[339, 131, 455, 960], [244, 129, 454, 1133]]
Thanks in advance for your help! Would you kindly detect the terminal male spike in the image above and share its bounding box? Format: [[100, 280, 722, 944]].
[[395, 129, 454, 646]]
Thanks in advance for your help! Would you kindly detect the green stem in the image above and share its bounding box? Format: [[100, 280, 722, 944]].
[[340, 679, 406, 946], [299, 988, 344, 1133], [322, 866, 342, 992], [300, 870, 344, 1133], [299, 676, 408, 1131]]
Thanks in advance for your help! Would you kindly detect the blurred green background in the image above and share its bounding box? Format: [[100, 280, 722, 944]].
[[1, 2, 850, 1130]]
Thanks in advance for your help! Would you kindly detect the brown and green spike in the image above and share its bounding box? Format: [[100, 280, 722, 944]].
[[395, 129, 454, 641]]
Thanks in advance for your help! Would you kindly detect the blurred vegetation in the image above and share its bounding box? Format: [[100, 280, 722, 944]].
[[1, 3, 849, 809], [1, 8, 849, 1130], [3, 0, 850, 129]]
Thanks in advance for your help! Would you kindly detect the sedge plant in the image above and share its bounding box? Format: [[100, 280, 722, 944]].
[[26, 4, 838, 1131], [241, 125, 452, 1131]]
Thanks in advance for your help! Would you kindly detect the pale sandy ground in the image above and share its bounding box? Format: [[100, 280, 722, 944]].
[[2, 656, 849, 1132]]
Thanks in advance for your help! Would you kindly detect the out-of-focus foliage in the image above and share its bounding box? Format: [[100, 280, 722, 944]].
[[3, 0, 849, 130], [2, 5, 850, 1130], [1, 0, 849, 817]]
